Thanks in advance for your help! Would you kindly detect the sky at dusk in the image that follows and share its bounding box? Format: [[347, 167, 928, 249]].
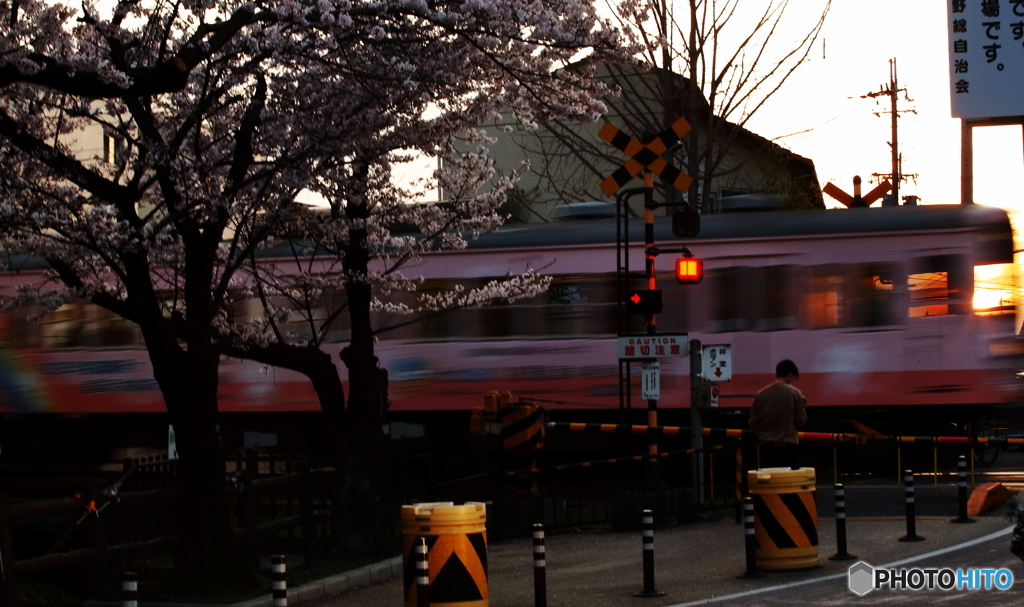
[[745, 0, 1024, 216]]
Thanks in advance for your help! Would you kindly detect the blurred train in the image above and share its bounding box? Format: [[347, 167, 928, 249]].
[[0, 204, 1021, 435]]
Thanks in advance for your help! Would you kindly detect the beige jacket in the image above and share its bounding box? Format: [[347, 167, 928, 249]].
[[749, 380, 807, 446]]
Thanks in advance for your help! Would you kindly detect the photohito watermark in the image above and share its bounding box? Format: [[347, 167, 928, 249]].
[[848, 561, 1014, 596]]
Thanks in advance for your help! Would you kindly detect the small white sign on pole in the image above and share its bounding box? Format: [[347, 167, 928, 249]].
[[641, 362, 661, 400], [168, 424, 179, 460], [702, 344, 732, 381]]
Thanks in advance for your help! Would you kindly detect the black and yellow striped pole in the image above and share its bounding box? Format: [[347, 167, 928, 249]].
[[601, 117, 694, 491], [642, 171, 660, 490]]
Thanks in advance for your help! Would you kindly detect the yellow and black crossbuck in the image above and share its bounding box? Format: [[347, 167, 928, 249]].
[[599, 117, 694, 196]]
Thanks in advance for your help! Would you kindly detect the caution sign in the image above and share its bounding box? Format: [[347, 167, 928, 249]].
[[599, 117, 693, 196]]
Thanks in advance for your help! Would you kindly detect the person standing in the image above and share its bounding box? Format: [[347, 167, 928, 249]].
[[749, 359, 807, 470]]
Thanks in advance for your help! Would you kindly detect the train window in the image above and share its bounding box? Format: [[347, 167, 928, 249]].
[[542, 275, 617, 336], [657, 270, 695, 333], [973, 263, 1015, 316], [41, 303, 80, 349], [750, 266, 797, 331], [708, 267, 751, 332], [801, 267, 846, 328], [33, 300, 143, 349], [908, 255, 970, 317], [849, 263, 900, 327]]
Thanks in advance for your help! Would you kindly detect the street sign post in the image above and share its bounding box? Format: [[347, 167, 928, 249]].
[[701, 344, 732, 381]]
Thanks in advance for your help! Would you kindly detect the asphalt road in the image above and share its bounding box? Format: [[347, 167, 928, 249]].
[[670, 524, 1023, 606]]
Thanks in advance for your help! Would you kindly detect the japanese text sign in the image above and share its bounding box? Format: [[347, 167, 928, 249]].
[[947, 0, 1024, 119], [617, 334, 688, 360], [701, 344, 732, 381]]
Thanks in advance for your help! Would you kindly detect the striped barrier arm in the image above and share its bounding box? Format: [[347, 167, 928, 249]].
[[501, 443, 737, 478], [544, 422, 1024, 446]]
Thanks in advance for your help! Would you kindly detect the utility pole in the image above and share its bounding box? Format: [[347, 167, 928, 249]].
[[862, 58, 916, 205]]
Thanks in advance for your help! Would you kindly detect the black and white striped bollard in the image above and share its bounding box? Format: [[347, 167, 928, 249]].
[[416, 537, 430, 607], [828, 484, 856, 560], [121, 571, 137, 607], [736, 497, 762, 578], [898, 470, 924, 542], [272, 554, 287, 607], [634, 509, 665, 597], [951, 455, 975, 524], [533, 524, 547, 607]]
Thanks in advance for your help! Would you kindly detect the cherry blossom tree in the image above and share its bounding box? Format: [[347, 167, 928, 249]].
[[0, 0, 628, 578]]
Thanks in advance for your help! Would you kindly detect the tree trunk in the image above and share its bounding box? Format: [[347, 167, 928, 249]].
[[332, 164, 398, 557], [333, 265, 396, 556], [140, 323, 253, 587]]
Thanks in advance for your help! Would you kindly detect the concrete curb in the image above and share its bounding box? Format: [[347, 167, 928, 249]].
[[83, 555, 403, 607]]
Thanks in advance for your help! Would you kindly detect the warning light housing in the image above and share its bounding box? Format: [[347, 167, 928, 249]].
[[672, 210, 700, 237], [675, 257, 703, 284], [625, 289, 663, 315]]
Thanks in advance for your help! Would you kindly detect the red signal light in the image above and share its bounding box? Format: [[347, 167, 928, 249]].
[[675, 257, 703, 284]]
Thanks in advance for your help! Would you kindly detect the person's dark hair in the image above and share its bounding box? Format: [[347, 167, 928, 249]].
[[776, 359, 799, 379]]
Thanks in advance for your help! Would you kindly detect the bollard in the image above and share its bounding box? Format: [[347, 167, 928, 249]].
[[951, 455, 976, 524], [828, 484, 856, 561], [272, 554, 287, 607], [633, 509, 665, 597], [898, 470, 925, 542], [415, 537, 430, 607], [122, 571, 138, 607], [533, 524, 546, 607], [736, 497, 763, 578]]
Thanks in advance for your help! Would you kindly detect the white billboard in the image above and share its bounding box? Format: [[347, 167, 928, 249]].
[[947, 0, 1024, 119]]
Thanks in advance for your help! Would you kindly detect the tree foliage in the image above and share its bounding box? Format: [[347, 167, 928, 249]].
[[0, 0, 629, 577]]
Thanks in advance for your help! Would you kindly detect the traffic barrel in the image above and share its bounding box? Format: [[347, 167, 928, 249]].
[[747, 467, 819, 570], [402, 502, 488, 607]]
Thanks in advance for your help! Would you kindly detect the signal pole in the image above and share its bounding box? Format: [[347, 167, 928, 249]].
[[862, 58, 916, 205]]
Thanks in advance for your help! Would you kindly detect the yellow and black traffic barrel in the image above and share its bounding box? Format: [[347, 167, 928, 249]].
[[747, 467, 818, 570], [402, 502, 488, 607]]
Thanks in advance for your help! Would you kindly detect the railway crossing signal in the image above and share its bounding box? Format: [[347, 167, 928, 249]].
[[823, 175, 891, 208], [626, 289, 663, 315], [675, 257, 703, 284], [598, 117, 694, 196], [672, 210, 700, 237]]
